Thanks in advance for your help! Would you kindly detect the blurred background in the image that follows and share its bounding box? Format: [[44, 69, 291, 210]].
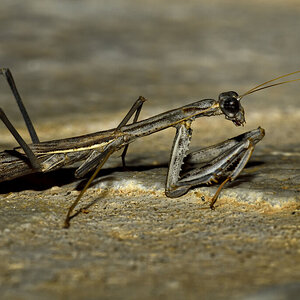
[[0, 2, 299, 299], [1, 0, 299, 151]]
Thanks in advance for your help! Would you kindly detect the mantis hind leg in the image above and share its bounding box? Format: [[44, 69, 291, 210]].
[[0, 108, 41, 170], [0, 68, 39, 143]]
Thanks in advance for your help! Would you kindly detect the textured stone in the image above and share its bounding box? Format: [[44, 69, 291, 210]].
[[0, 1, 299, 300]]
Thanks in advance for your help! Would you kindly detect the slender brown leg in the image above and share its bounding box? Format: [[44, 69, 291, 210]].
[[117, 96, 146, 168], [0, 108, 41, 170], [0, 68, 39, 143], [64, 96, 147, 228]]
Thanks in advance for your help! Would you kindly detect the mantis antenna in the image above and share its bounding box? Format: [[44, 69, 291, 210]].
[[238, 70, 300, 100]]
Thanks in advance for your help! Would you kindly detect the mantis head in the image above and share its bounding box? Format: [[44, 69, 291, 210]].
[[219, 70, 300, 127], [219, 91, 245, 126]]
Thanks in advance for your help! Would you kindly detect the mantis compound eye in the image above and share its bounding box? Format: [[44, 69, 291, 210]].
[[223, 97, 240, 115], [219, 91, 240, 117], [219, 91, 245, 126]]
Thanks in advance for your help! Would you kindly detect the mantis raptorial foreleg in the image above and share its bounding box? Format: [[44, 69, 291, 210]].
[[166, 124, 265, 207], [165, 120, 193, 198]]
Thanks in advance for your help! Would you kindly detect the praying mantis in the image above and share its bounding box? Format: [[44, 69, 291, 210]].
[[0, 68, 299, 228]]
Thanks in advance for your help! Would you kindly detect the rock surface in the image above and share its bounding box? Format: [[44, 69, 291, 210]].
[[0, 1, 299, 299]]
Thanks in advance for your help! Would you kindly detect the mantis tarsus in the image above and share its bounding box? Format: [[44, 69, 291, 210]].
[[0, 68, 299, 228]]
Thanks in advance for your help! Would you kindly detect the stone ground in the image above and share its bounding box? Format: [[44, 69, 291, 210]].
[[0, 1, 299, 299]]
